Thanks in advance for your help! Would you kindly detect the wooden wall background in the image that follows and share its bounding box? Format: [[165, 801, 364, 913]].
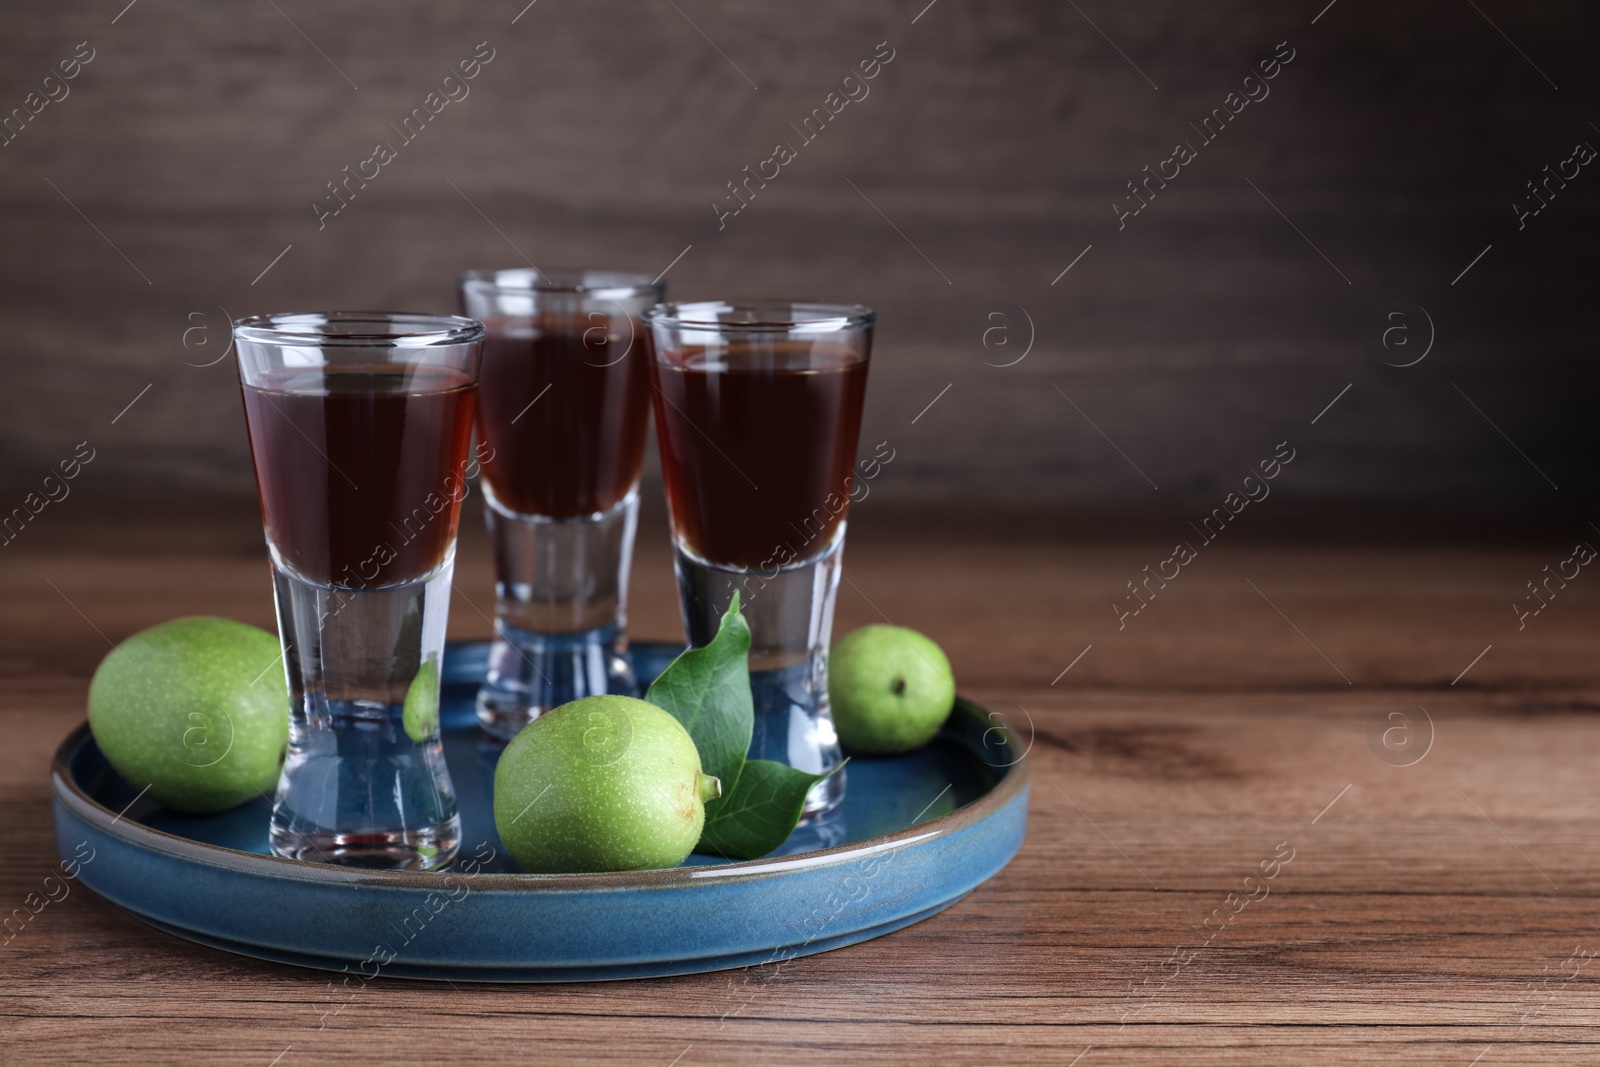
[[2, 1, 1597, 513]]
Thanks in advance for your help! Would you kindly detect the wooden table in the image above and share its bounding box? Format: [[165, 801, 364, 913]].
[[4, 501, 1598, 1065]]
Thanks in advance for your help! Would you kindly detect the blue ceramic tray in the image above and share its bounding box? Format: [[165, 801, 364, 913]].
[[51, 641, 1028, 981]]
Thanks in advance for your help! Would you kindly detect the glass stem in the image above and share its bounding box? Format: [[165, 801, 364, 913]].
[[673, 535, 846, 817], [476, 486, 639, 739]]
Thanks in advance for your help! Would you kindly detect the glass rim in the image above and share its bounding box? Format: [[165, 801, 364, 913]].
[[643, 300, 875, 332], [231, 311, 485, 349], [458, 268, 663, 299]]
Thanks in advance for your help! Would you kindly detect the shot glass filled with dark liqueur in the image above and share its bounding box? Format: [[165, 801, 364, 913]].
[[646, 301, 873, 817], [234, 312, 484, 870], [458, 270, 664, 739]]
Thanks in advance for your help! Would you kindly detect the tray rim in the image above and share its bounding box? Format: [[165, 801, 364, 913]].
[[128, 897, 974, 982], [51, 696, 1028, 892]]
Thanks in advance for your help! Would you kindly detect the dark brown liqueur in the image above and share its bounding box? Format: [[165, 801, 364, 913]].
[[242, 366, 477, 587], [651, 341, 868, 569], [474, 314, 651, 519]]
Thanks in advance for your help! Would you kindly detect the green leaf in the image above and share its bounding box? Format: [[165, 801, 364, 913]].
[[698, 759, 836, 861], [644, 593, 752, 789]]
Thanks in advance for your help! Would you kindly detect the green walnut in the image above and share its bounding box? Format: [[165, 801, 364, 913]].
[[88, 616, 289, 814], [828, 625, 956, 755], [493, 695, 721, 873]]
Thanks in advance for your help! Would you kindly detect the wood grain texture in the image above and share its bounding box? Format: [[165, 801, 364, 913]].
[[3, 2, 1600, 507], [3, 502, 1600, 1064]]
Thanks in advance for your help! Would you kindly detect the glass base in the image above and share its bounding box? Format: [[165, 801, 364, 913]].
[[476, 622, 637, 740], [800, 774, 846, 818], [270, 815, 462, 871], [268, 558, 460, 872], [751, 664, 847, 817]]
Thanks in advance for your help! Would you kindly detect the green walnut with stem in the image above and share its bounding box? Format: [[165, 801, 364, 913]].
[[494, 695, 722, 873]]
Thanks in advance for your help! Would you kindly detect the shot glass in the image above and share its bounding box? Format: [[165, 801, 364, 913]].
[[645, 301, 874, 816], [458, 269, 664, 739], [233, 311, 484, 870]]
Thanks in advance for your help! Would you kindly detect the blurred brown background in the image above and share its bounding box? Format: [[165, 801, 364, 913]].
[[1, 0, 1597, 518]]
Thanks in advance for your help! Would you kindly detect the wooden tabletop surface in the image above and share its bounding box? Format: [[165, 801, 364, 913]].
[[4, 502, 1599, 1065]]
